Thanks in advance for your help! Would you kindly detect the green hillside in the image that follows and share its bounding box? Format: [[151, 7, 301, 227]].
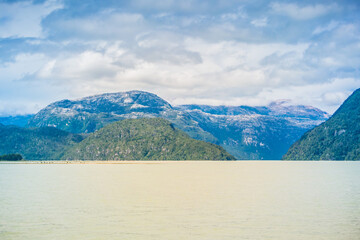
[[0, 124, 84, 160], [283, 89, 360, 160], [62, 118, 235, 160]]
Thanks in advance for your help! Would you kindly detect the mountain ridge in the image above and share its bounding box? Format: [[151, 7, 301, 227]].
[[27, 90, 329, 160], [176, 102, 328, 159]]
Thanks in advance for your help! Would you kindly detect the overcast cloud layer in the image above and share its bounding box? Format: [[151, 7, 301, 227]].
[[0, 0, 359, 115]]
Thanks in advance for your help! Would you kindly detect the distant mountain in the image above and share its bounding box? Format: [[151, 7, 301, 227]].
[[0, 124, 84, 160], [0, 114, 34, 127], [62, 118, 235, 160], [27, 91, 328, 159], [283, 89, 360, 160], [27, 91, 216, 143], [176, 101, 328, 159], [177, 100, 327, 120]]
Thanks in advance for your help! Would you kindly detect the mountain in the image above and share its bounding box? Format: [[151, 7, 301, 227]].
[[283, 89, 360, 160], [176, 101, 328, 159], [0, 114, 34, 127], [27, 91, 216, 143], [0, 124, 84, 160], [27, 91, 328, 160], [62, 118, 235, 160]]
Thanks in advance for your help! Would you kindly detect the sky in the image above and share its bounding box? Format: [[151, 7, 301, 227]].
[[0, 0, 359, 116]]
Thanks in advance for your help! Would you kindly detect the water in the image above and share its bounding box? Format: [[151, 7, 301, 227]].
[[0, 161, 359, 240]]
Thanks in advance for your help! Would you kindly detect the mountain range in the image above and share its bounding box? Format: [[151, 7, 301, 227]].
[[176, 101, 328, 159], [26, 90, 328, 160], [3, 89, 360, 160]]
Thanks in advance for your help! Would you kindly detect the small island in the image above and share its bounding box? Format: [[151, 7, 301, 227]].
[[0, 154, 23, 161]]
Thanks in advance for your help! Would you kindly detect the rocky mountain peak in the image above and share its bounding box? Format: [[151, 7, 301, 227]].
[[49, 91, 172, 112]]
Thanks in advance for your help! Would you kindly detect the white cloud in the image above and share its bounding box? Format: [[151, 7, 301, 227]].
[[9, 39, 313, 109], [5, 35, 355, 114], [251, 18, 268, 27], [53, 11, 145, 40], [129, 0, 225, 13], [0, 53, 61, 116], [0, 0, 63, 38], [0, 53, 49, 81], [270, 2, 338, 20], [313, 21, 339, 35], [0, 1, 358, 116], [254, 78, 360, 113], [221, 7, 247, 21], [0, 99, 42, 117]]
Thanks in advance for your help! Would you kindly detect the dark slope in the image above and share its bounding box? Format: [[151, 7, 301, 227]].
[[283, 89, 360, 160], [0, 124, 84, 160]]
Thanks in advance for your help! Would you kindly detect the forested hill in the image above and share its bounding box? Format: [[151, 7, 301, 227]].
[[62, 118, 235, 160], [283, 88, 360, 160]]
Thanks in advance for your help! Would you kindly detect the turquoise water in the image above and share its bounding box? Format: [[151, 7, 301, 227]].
[[0, 161, 359, 240]]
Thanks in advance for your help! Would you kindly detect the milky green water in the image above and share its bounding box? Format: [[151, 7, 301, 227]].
[[0, 161, 359, 240]]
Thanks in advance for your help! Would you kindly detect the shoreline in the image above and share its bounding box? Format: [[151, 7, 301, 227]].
[[0, 160, 356, 164], [0, 160, 164, 164]]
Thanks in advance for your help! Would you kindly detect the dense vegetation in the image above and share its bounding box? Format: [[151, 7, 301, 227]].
[[0, 124, 84, 160], [62, 118, 235, 160], [0, 153, 23, 161], [283, 88, 360, 160]]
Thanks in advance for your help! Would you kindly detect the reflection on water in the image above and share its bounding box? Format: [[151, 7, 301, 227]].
[[0, 161, 359, 240]]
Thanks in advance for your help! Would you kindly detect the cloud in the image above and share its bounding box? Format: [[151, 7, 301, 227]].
[[254, 78, 360, 113], [50, 10, 145, 40], [2, 29, 359, 114], [0, 99, 42, 117], [0, 0, 63, 38], [7, 39, 311, 108], [0, 0, 359, 116], [0, 53, 49, 81], [251, 18, 268, 27], [270, 2, 338, 20], [128, 0, 241, 14], [313, 21, 339, 35], [0, 53, 62, 116], [130, 0, 200, 12]]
